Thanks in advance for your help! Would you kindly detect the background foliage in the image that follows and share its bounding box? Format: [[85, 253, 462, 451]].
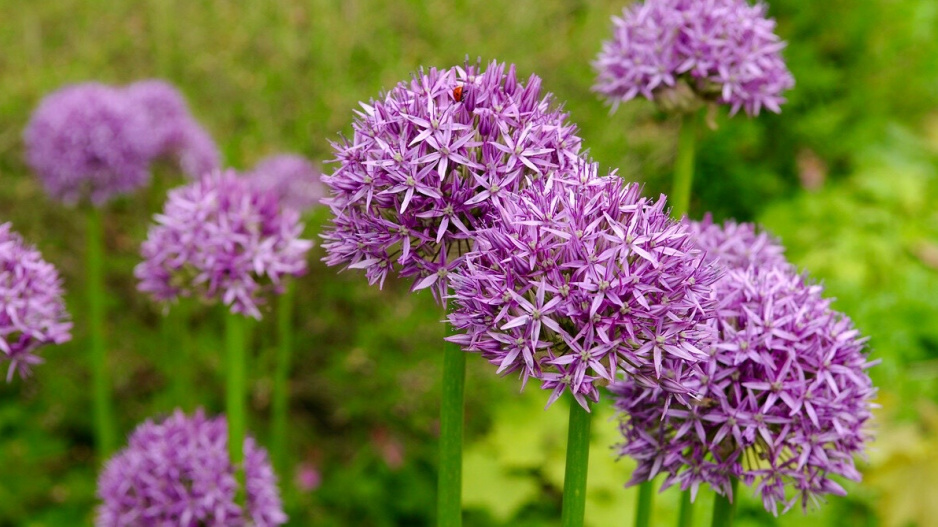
[[0, 0, 936, 525]]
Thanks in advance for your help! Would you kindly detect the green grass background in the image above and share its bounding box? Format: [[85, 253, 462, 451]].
[[0, 0, 937, 525]]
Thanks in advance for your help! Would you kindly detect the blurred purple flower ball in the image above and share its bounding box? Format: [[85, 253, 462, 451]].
[[593, 0, 795, 116], [135, 170, 313, 319], [24, 83, 154, 205], [612, 220, 876, 514], [24, 80, 220, 206], [245, 154, 324, 214], [97, 408, 286, 527], [448, 166, 718, 408], [321, 60, 585, 303], [0, 223, 72, 381], [125, 79, 221, 178]]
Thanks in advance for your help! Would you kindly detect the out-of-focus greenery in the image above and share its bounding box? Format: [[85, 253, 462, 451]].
[[0, 0, 936, 525]]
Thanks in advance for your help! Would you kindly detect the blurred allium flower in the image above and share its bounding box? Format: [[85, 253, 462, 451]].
[[135, 170, 313, 319], [125, 79, 221, 178], [0, 223, 72, 381], [245, 154, 323, 214], [593, 0, 795, 116], [612, 221, 876, 514], [24, 83, 153, 205], [448, 167, 717, 408], [97, 409, 286, 527], [321, 60, 584, 303]]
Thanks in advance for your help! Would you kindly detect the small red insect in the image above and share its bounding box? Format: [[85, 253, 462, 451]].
[[453, 85, 464, 102]]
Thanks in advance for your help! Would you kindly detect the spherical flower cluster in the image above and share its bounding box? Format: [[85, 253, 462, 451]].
[[321, 60, 584, 303], [24, 81, 219, 206], [686, 215, 788, 270], [126, 80, 221, 178], [96, 409, 286, 526], [448, 166, 717, 409], [24, 83, 153, 205], [245, 154, 323, 214], [593, 0, 795, 116], [612, 222, 876, 514], [135, 171, 312, 319], [0, 223, 72, 381]]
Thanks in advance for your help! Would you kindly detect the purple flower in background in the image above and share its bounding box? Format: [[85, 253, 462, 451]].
[[593, 0, 795, 116], [612, 221, 876, 514], [245, 154, 323, 214], [0, 223, 72, 381], [135, 170, 312, 319], [24, 83, 153, 205], [686, 214, 788, 270], [96, 409, 286, 527], [448, 166, 717, 408], [321, 60, 584, 303], [125, 79, 221, 178]]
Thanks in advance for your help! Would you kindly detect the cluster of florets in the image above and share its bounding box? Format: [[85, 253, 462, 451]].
[[24, 80, 219, 205], [96, 409, 286, 526], [321, 60, 584, 303], [448, 166, 717, 408], [593, 0, 795, 116], [612, 220, 876, 514], [125, 80, 221, 178], [135, 171, 312, 319], [0, 223, 72, 381], [245, 154, 323, 214], [685, 214, 788, 269]]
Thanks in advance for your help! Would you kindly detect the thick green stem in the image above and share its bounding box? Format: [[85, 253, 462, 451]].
[[561, 399, 592, 527], [87, 208, 115, 460], [634, 480, 655, 527], [671, 111, 698, 219], [678, 490, 694, 527], [438, 314, 466, 527], [225, 311, 248, 505], [270, 282, 295, 481], [710, 478, 739, 527]]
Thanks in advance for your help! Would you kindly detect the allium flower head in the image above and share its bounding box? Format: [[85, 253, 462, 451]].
[[0, 223, 72, 381], [96, 409, 286, 526], [24, 83, 153, 205], [135, 170, 313, 319], [321, 60, 584, 303], [686, 215, 788, 270], [593, 0, 795, 116], [448, 166, 717, 408], [125, 79, 221, 178], [612, 221, 876, 514], [245, 154, 324, 214]]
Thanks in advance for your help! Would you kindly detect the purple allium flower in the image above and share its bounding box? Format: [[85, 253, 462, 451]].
[[686, 214, 788, 270], [447, 166, 717, 409], [611, 221, 876, 514], [321, 60, 584, 303], [0, 223, 72, 381], [245, 154, 324, 214], [135, 170, 313, 319], [593, 0, 795, 116], [24, 83, 154, 205], [96, 409, 287, 527], [125, 79, 221, 178]]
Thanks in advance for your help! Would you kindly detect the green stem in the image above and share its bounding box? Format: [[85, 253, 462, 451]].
[[671, 111, 698, 219], [270, 282, 295, 482], [438, 312, 466, 527], [710, 478, 739, 527], [561, 398, 592, 527], [678, 490, 694, 527], [87, 208, 115, 460], [162, 303, 189, 410], [634, 480, 655, 527], [225, 311, 248, 505]]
